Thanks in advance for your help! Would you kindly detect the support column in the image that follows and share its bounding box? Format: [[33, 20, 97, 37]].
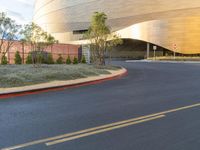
[[82, 45, 90, 64], [147, 43, 150, 59]]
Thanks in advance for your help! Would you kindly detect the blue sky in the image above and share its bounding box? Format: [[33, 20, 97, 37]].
[[0, 0, 35, 25]]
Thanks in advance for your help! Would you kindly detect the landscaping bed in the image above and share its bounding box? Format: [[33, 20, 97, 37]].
[[0, 64, 121, 88]]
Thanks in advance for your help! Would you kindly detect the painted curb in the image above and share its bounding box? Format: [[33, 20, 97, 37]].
[[0, 68, 128, 99]]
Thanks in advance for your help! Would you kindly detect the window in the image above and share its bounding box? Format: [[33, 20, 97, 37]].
[[73, 29, 88, 35]]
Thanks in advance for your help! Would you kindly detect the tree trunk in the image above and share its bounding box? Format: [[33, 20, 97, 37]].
[[22, 43, 25, 64]]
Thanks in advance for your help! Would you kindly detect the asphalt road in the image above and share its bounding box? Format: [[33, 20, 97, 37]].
[[0, 61, 200, 150]]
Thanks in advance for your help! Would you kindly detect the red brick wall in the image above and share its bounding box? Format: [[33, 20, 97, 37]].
[[2, 40, 80, 64]]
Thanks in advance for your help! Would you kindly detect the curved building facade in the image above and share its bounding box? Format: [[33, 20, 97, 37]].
[[34, 0, 200, 54]]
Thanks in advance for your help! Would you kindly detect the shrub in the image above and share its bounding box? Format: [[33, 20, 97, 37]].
[[26, 51, 54, 65], [39, 53, 45, 64], [81, 55, 87, 64], [34, 52, 46, 65], [73, 57, 78, 64], [66, 56, 72, 64], [1, 55, 8, 65], [26, 54, 32, 64], [46, 54, 54, 64], [14, 51, 22, 64], [56, 54, 63, 64]]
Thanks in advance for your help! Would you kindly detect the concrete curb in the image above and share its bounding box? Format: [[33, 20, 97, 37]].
[[0, 68, 128, 99], [126, 60, 200, 64]]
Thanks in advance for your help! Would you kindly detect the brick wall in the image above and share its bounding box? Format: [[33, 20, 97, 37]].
[[1, 40, 81, 64]]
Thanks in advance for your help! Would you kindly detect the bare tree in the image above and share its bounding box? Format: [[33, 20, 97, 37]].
[[0, 12, 21, 63]]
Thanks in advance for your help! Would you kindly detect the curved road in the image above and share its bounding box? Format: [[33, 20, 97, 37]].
[[0, 61, 200, 150]]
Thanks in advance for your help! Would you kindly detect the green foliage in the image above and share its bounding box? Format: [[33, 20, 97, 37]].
[[56, 54, 63, 64], [84, 12, 122, 65], [73, 57, 79, 64], [36, 51, 46, 65], [14, 51, 22, 64], [46, 54, 54, 64], [22, 22, 57, 66], [81, 55, 87, 64], [26, 54, 32, 64], [0, 12, 21, 57], [66, 56, 72, 64], [1, 55, 8, 65], [40, 53, 46, 64], [26, 52, 55, 65]]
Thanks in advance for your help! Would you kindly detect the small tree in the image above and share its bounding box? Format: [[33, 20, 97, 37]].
[[84, 12, 122, 66], [46, 53, 54, 64], [81, 55, 87, 64], [14, 51, 22, 64], [73, 57, 78, 64], [20, 39, 26, 64], [26, 54, 32, 64], [56, 54, 63, 64], [22, 22, 57, 67], [107, 36, 123, 64], [0, 12, 21, 59], [1, 54, 8, 65], [36, 52, 44, 64], [40, 53, 46, 64], [66, 56, 72, 64]]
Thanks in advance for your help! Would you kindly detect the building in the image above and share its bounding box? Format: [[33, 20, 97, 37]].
[[34, 0, 200, 55]]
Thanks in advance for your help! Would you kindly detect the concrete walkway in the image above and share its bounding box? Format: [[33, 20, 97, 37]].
[[0, 68, 127, 95], [126, 59, 200, 64]]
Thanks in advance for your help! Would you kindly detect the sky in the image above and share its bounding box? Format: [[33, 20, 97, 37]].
[[0, 0, 35, 25]]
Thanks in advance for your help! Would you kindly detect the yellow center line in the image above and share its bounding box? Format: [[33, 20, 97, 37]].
[[46, 115, 165, 146], [1, 102, 200, 150], [1, 114, 161, 150]]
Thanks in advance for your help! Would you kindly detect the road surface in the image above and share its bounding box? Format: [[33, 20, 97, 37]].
[[0, 61, 200, 150]]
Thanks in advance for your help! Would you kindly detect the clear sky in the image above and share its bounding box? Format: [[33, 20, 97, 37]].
[[0, 0, 35, 25]]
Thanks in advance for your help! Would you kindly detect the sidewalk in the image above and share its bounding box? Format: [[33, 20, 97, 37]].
[[126, 60, 200, 64], [0, 68, 127, 96]]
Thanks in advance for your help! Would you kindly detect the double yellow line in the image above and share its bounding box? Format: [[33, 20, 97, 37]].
[[2, 103, 200, 150], [46, 114, 165, 146]]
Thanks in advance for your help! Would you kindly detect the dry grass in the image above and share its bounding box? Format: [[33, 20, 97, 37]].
[[0, 64, 120, 88]]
